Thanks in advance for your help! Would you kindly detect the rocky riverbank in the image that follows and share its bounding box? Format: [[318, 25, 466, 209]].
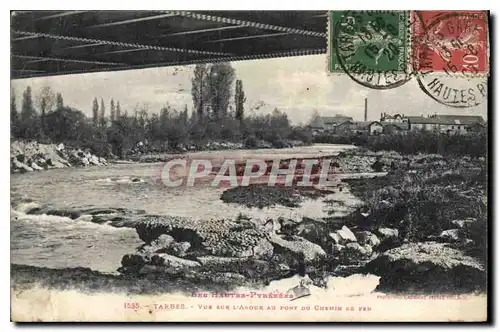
[[115, 208, 485, 293], [119, 149, 486, 293], [11, 146, 487, 295], [11, 140, 108, 173]]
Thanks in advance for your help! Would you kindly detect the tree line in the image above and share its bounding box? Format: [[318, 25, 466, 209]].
[[10, 62, 312, 158]]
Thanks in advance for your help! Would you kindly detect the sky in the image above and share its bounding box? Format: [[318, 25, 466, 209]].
[[11, 54, 488, 125]]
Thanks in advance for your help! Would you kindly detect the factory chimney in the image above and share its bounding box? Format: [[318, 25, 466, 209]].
[[364, 98, 368, 122]]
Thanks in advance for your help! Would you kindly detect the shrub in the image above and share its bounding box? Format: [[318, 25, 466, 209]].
[[244, 135, 258, 149], [346, 161, 487, 244], [361, 131, 487, 158], [272, 139, 287, 149]]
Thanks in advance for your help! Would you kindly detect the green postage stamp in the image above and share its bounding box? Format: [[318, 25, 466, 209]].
[[328, 11, 411, 89]]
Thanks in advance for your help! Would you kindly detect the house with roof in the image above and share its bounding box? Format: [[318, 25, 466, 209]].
[[468, 122, 487, 133], [309, 115, 354, 133], [380, 112, 408, 123], [381, 122, 410, 134], [352, 121, 384, 135], [407, 115, 486, 134], [331, 119, 354, 134]]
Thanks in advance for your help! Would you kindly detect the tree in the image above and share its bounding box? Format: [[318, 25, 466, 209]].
[[234, 79, 246, 121], [21, 86, 35, 122], [116, 101, 121, 119], [100, 98, 106, 127], [110, 98, 116, 122], [20, 86, 39, 138], [11, 88, 19, 137], [36, 86, 56, 134], [182, 105, 189, 124], [208, 62, 235, 120], [45, 107, 91, 143], [56, 93, 64, 109], [308, 109, 321, 126], [191, 64, 210, 119], [109, 98, 115, 122], [92, 98, 99, 126]]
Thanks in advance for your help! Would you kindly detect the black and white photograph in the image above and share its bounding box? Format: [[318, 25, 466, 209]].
[[9, 10, 489, 322]]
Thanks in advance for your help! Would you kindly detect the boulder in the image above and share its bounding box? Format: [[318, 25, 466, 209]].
[[375, 227, 401, 251], [242, 237, 274, 259], [338, 226, 357, 242], [120, 254, 147, 272], [338, 243, 373, 264], [328, 232, 342, 245], [278, 218, 300, 237], [135, 217, 273, 259], [439, 229, 461, 243], [46, 159, 67, 168], [150, 254, 201, 268], [30, 162, 44, 171], [169, 241, 191, 257], [99, 157, 108, 165], [364, 242, 486, 292], [135, 216, 203, 245], [330, 226, 357, 245], [35, 158, 48, 168], [140, 234, 175, 254], [89, 155, 100, 165], [452, 218, 477, 229], [356, 231, 380, 248], [296, 219, 329, 248], [154, 234, 175, 248], [12, 158, 33, 173], [67, 153, 83, 166], [56, 143, 65, 151], [362, 244, 373, 257], [262, 219, 277, 233], [269, 234, 326, 266], [376, 227, 399, 241], [81, 157, 90, 166], [197, 256, 248, 268]]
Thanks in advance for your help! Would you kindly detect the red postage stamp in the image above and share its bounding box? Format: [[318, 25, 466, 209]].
[[412, 11, 489, 75]]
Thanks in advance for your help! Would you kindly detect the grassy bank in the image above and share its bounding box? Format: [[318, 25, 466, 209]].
[[343, 155, 487, 263], [220, 184, 336, 209], [314, 131, 487, 158]]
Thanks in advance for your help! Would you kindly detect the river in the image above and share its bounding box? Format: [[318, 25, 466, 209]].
[[11, 144, 362, 273]]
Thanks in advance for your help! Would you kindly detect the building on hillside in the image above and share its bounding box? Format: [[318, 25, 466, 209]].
[[309, 115, 354, 133], [407, 115, 486, 134]]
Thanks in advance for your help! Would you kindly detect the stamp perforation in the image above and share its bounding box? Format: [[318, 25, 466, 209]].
[[325, 11, 346, 77]]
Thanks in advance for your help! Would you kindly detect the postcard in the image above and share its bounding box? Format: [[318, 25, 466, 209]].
[[10, 10, 488, 322]]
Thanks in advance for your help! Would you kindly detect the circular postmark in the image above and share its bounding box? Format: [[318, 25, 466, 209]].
[[333, 10, 413, 90], [415, 11, 489, 108]]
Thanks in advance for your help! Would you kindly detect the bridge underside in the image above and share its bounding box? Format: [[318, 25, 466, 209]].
[[11, 10, 329, 79]]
